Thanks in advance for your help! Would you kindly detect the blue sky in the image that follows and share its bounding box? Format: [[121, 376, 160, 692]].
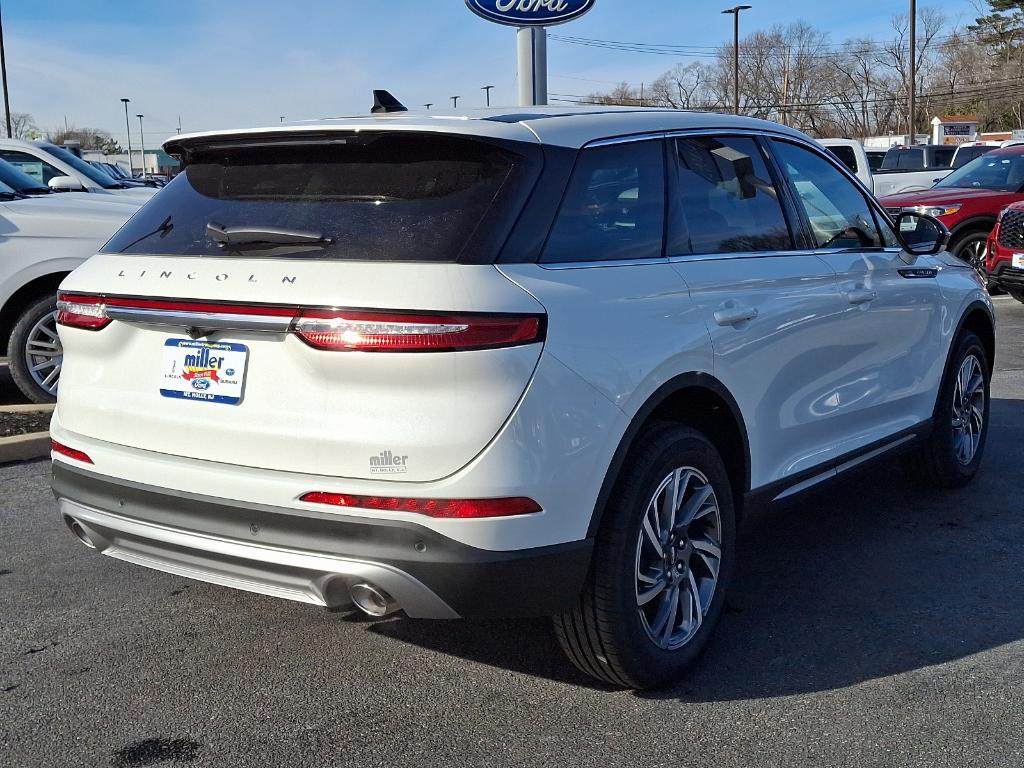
[[4, 0, 972, 147]]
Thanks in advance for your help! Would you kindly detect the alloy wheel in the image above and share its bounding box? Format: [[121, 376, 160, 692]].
[[957, 238, 987, 277], [24, 310, 62, 396], [635, 467, 723, 651], [951, 354, 985, 466]]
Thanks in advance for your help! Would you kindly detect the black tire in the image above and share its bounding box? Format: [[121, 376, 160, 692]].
[[8, 294, 60, 404], [1009, 290, 1024, 306], [950, 231, 990, 278], [902, 332, 990, 489], [554, 423, 736, 689]]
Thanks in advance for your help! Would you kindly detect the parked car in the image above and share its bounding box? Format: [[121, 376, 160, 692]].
[[985, 202, 1024, 303], [950, 142, 1000, 169], [51, 106, 994, 689], [0, 175, 140, 402], [0, 139, 156, 199], [880, 143, 1024, 274], [819, 139, 951, 196]]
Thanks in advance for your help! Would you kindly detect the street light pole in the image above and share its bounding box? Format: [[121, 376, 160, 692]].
[[423, 103, 433, 110], [451, 96, 460, 109], [722, 5, 752, 116], [909, 0, 917, 144], [136, 114, 145, 179], [121, 98, 133, 175], [481, 85, 495, 107], [0, 2, 11, 138]]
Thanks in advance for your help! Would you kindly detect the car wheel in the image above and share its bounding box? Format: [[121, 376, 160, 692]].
[[1009, 290, 1024, 305], [951, 232, 990, 279], [8, 294, 61, 404], [901, 332, 990, 489], [554, 423, 736, 689]]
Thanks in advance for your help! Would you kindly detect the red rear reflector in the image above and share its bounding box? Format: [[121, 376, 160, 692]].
[[56, 293, 112, 330], [51, 440, 94, 464], [300, 492, 541, 519], [294, 311, 542, 352]]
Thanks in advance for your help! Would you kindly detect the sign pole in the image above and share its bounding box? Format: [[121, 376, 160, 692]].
[[517, 26, 547, 106]]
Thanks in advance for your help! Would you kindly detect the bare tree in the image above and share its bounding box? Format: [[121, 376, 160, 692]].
[[9, 112, 39, 140]]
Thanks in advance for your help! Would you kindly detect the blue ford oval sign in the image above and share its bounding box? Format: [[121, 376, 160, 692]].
[[466, 0, 596, 27]]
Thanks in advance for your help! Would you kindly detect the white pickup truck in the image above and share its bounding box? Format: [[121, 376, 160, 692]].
[[819, 139, 953, 197]]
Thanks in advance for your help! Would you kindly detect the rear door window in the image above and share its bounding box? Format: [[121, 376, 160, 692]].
[[103, 133, 537, 262], [667, 135, 793, 255], [0, 150, 62, 184], [540, 140, 666, 264]]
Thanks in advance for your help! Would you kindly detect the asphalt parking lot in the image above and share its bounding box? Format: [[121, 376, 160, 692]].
[[2, 297, 1023, 768]]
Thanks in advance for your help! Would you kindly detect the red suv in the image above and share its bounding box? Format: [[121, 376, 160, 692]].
[[985, 202, 1024, 303], [880, 144, 1024, 276]]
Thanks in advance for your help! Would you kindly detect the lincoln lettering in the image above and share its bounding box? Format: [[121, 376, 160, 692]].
[[116, 269, 297, 284]]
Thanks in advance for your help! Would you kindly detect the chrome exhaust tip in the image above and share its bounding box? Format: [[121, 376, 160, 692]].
[[349, 582, 399, 617], [64, 516, 97, 549]]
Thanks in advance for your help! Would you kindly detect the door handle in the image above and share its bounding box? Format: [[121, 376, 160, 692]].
[[845, 288, 877, 305], [713, 305, 758, 326]]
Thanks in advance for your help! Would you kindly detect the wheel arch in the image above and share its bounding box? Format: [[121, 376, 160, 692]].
[[931, 300, 996, 419], [948, 217, 996, 246], [587, 373, 750, 537], [0, 272, 69, 357]]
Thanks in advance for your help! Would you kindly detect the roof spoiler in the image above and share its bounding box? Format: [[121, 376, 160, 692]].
[[371, 90, 408, 115]]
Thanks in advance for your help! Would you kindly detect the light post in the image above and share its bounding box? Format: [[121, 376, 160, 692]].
[[121, 98, 133, 175], [909, 0, 917, 144], [721, 5, 752, 116], [423, 103, 433, 110], [481, 85, 495, 107], [136, 114, 145, 180], [0, 2, 11, 138], [451, 96, 460, 109]]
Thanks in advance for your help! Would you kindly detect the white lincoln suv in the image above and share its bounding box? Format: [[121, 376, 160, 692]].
[[51, 106, 994, 689]]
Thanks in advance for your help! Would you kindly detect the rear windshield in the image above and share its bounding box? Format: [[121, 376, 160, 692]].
[[824, 145, 858, 175], [881, 147, 924, 170], [103, 133, 534, 261]]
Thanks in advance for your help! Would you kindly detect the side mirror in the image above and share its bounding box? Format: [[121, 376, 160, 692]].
[[48, 175, 85, 192], [895, 211, 950, 256]]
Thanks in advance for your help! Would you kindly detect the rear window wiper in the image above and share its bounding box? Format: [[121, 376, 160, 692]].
[[206, 222, 334, 249]]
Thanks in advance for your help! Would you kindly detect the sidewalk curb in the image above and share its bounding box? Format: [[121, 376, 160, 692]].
[[0, 404, 54, 464]]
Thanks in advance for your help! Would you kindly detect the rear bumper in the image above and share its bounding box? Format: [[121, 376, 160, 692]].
[[51, 461, 593, 619]]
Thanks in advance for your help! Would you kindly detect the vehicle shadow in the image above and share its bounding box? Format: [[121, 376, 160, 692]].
[[370, 397, 1024, 699]]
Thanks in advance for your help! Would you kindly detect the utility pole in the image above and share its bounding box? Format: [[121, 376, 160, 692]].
[[0, 2, 11, 138], [781, 45, 790, 126], [136, 114, 145, 179], [481, 85, 495, 107], [640, 82, 645, 107], [451, 96, 460, 109], [121, 99, 133, 175], [722, 5, 752, 116], [909, 0, 917, 144]]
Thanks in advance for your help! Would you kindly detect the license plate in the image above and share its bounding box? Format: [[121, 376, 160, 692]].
[[1014, 253, 1024, 269], [159, 339, 248, 405]]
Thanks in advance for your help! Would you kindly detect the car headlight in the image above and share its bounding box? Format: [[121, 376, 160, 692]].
[[910, 204, 962, 218]]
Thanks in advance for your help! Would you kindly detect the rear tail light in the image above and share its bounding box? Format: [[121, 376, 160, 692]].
[[51, 439, 94, 464], [293, 310, 542, 352], [56, 294, 112, 330], [300, 491, 541, 519], [54, 294, 544, 352]]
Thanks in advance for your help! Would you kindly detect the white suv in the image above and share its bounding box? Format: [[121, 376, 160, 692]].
[[51, 107, 995, 689]]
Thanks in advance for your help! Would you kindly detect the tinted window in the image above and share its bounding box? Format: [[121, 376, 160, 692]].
[[934, 147, 955, 167], [866, 151, 886, 171], [882, 147, 924, 170], [35, 143, 120, 188], [935, 151, 1024, 192], [772, 140, 883, 249], [0, 158, 50, 192], [825, 145, 858, 175], [104, 134, 534, 261], [668, 136, 792, 255], [0, 150, 63, 184], [951, 146, 992, 168], [541, 140, 665, 263]]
